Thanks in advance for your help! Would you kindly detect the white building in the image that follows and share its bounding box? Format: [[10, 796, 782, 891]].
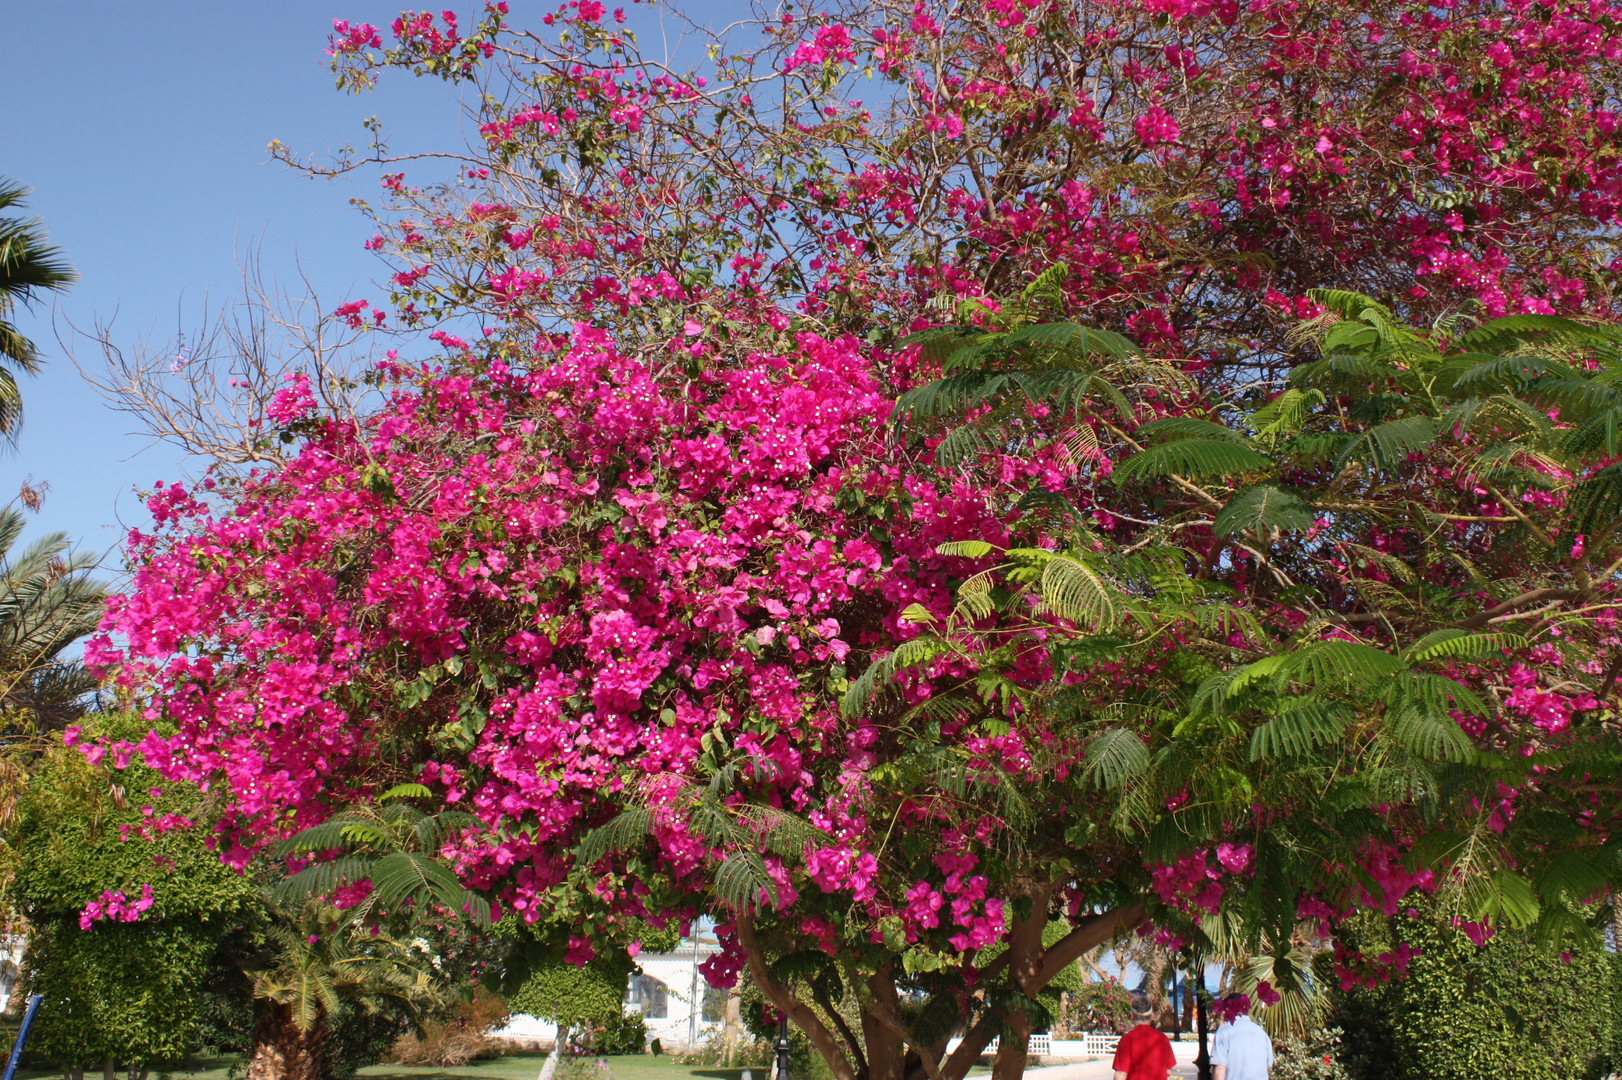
[[0, 936, 24, 1012], [494, 938, 728, 1052]]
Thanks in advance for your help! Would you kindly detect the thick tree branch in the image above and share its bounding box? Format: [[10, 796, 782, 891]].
[[864, 987, 945, 1080], [736, 915, 858, 1080], [1459, 589, 1584, 630], [938, 1014, 998, 1080], [1038, 904, 1147, 986], [813, 981, 868, 1078]]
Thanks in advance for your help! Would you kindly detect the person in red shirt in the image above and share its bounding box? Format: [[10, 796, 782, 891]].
[[1112, 998, 1177, 1080]]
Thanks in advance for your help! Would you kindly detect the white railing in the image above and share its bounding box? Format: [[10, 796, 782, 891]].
[[1081, 1033, 1121, 1056], [982, 1034, 1053, 1056]]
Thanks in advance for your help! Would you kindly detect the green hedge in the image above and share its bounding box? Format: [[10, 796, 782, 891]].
[[1331, 907, 1614, 1080], [13, 724, 257, 1069]]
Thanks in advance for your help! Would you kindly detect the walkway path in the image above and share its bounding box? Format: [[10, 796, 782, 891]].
[[1023, 1042, 1204, 1080], [1023, 1062, 1199, 1080]]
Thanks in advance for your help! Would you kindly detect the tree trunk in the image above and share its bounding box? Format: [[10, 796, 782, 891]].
[[1143, 949, 1167, 1017], [723, 991, 742, 1066], [988, 1007, 1031, 1080], [247, 1003, 329, 1080], [736, 905, 1146, 1080], [102, 1055, 114, 1080], [537, 1023, 569, 1080], [860, 967, 906, 1080]]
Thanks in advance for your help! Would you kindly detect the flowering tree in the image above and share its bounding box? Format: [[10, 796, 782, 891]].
[[85, 3, 1622, 1080]]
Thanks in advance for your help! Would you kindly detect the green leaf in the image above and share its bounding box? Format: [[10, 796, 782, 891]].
[[1566, 462, 1622, 538], [899, 603, 936, 625], [378, 782, 433, 802], [713, 852, 774, 912], [1039, 556, 1117, 630], [1336, 414, 1440, 473], [1212, 484, 1316, 537], [1112, 439, 1272, 483], [1386, 703, 1473, 762], [1082, 728, 1149, 790], [1449, 352, 1574, 392], [1306, 288, 1394, 321], [1221, 654, 1290, 699], [1483, 869, 1541, 929], [1402, 630, 1525, 664], [936, 540, 996, 558], [1136, 416, 1253, 445], [1454, 314, 1622, 355], [1282, 641, 1406, 689], [366, 851, 488, 923], [1001, 322, 1142, 359], [1248, 703, 1352, 760], [577, 807, 653, 865]]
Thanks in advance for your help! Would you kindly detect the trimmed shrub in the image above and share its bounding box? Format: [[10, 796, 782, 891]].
[[1272, 1026, 1352, 1080], [592, 1011, 650, 1055], [1331, 908, 1613, 1080]]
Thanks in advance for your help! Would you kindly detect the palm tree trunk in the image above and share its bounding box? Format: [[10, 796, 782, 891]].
[[247, 1002, 329, 1080]]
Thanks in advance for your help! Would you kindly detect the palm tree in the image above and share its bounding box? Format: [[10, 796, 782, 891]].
[[243, 902, 440, 1080], [0, 178, 76, 436], [0, 506, 106, 745]]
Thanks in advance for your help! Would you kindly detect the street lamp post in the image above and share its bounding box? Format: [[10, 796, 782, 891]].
[[1195, 988, 1212, 1080], [776, 1014, 793, 1080], [1171, 968, 1181, 1038]]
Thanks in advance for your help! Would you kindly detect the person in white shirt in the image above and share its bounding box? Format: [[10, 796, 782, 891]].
[[1210, 996, 1273, 1080]]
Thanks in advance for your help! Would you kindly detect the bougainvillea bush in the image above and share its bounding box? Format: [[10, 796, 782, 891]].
[[85, 2, 1622, 1080]]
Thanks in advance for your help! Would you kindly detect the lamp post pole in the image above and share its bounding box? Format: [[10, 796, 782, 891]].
[[1195, 987, 1212, 1080], [1171, 968, 1181, 1038], [776, 1014, 792, 1080]]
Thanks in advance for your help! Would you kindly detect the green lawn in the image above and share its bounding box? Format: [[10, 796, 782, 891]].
[[17, 1051, 987, 1080], [32, 1054, 842, 1080], [357, 1053, 988, 1080], [358, 1054, 774, 1080]]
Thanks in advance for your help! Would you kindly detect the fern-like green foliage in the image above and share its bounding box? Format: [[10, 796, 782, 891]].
[[854, 283, 1622, 973], [1114, 439, 1273, 482], [1212, 484, 1316, 537], [577, 769, 831, 916], [274, 793, 490, 926]]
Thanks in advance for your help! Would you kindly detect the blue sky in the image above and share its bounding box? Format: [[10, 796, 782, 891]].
[[0, 0, 745, 580]]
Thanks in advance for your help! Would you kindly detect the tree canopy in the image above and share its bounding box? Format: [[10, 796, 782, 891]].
[[83, 4, 1622, 1080]]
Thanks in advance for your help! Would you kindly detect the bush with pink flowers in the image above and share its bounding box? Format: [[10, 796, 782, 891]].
[[82, 3, 1622, 1079]]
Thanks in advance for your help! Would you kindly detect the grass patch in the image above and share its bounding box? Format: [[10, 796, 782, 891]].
[[14, 1050, 988, 1080]]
